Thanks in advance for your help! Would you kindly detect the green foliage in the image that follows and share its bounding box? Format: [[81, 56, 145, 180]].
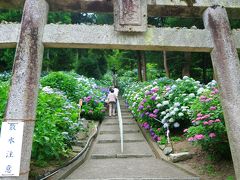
[[0, 9, 22, 22], [75, 49, 107, 79], [48, 12, 72, 24], [32, 89, 79, 164], [0, 81, 9, 128], [41, 72, 80, 102]]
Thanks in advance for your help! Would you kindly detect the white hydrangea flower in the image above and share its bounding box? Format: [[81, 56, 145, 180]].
[[184, 98, 189, 101], [174, 102, 180, 107], [189, 93, 195, 98], [174, 122, 180, 128], [170, 111, 176, 116], [178, 112, 184, 117], [176, 78, 181, 82], [171, 85, 177, 90], [42, 86, 54, 94], [183, 76, 189, 80], [153, 81, 157, 85], [163, 123, 169, 128], [174, 107, 179, 112], [155, 96, 160, 100], [169, 118, 175, 123], [197, 87, 205, 95], [162, 101, 169, 105], [156, 103, 162, 108], [161, 111, 166, 115]]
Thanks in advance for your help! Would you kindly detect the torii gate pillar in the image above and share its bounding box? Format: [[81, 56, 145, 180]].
[[1, 0, 48, 179], [203, 6, 240, 179]]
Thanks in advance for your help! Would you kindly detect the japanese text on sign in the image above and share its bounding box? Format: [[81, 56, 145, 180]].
[[0, 122, 24, 176]]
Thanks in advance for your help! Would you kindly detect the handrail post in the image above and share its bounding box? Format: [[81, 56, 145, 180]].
[[117, 100, 124, 153]]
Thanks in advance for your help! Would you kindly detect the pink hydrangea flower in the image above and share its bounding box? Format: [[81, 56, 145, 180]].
[[209, 106, 217, 111], [203, 121, 209, 125], [196, 117, 202, 121], [183, 129, 188, 133], [194, 134, 204, 140], [197, 113, 203, 117], [208, 120, 214, 125], [209, 133, 216, 138], [188, 137, 195, 142], [215, 119, 221, 123], [166, 86, 171, 91]]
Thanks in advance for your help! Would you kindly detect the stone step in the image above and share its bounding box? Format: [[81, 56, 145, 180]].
[[99, 130, 140, 134], [103, 122, 136, 125], [100, 124, 140, 132], [98, 133, 144, 141], [103, 118, 136, 124], [92, 142, 154, 155], [98, 139, 145, 143], [91, 154, 153, 159]]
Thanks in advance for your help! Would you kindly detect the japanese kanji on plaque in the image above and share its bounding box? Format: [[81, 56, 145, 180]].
[[0, 122, 24, 176]]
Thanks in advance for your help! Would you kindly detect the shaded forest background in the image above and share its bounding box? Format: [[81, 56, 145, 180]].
[[0, 9, 240, 83]]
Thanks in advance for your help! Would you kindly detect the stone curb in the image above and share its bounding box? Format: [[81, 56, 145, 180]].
[[136, 121, 200, 179], [46, 121, 100, 180]]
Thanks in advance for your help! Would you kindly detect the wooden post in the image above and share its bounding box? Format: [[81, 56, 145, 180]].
[[2, 0, 48, 179], [203, 6, 240, 179]]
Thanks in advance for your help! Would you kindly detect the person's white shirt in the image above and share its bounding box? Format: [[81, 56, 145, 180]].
[[113, 87, 119, 97]]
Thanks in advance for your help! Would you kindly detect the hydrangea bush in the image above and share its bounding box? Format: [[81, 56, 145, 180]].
[[121, 75, 231, 159], [184, 82, 230, 159], [41, 72, 106, 121], [0, 71, 108, 165]]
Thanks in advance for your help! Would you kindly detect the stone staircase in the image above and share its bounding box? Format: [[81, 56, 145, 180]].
[[65, 99, 199, 180]]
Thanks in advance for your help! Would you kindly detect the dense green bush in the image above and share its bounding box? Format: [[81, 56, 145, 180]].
[[32, 88, 80, 165], [41, 72, 80, 102], [0, 81, 9, 128]]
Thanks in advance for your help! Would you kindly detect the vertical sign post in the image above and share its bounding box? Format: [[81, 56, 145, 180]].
[[0, 122, 24, 176]]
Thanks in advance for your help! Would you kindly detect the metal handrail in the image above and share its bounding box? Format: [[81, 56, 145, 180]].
[[117, 99, 124, 153]]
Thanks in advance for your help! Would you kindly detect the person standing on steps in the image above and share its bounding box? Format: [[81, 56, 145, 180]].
[[106, 88, 117, 117]]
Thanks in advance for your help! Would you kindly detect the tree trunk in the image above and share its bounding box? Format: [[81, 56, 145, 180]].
[[137, 51, 143, 81], [182, 52, 191, 77], [163, 51, 170, 78], [140, 51, 147, 81], [202, 53, 207, 83]]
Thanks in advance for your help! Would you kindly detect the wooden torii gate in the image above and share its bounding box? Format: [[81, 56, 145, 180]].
[[0, 0, 240, 179]]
